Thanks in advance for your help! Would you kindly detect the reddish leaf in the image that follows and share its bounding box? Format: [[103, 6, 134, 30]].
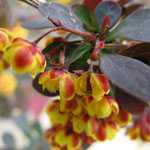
[[95, 1, 122, 28], [83, 0, 102, 11]]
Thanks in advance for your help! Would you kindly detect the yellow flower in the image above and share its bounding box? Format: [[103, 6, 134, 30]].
[[4, 38, 46, 75], [0, 71, 17, 96], [59, 73, 76, 101], [46, 101, 69, 126], [85, 118, 100, 140], [10, 23, 28, 39], [54, 130, 67, 147], [113, 108, 132, 127], [95, 96, 112, 119], [83, 96, 96, 117], [76, 72, 110, 101], [56, 0, 71, 5], [96, 121, 107, 141], [105, 121, 118, 140], [61, 96, 82, 115], [72, 115, 86, 134], [39, 69, 64, 93], [0, 52, 9, 72], [0, 28, 12, 52], [90, 73, 110, 101], [127, 123, 140, 140], [83, 96, 119, 119], [66, 134, 82, 150]]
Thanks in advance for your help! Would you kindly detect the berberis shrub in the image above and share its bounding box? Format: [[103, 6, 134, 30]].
[[1, 0, 150, 149]]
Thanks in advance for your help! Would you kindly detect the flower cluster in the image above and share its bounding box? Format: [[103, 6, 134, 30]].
[[39, 69, 132, 149], [0, 28, 46, 75], [128, 107, 150, 141]]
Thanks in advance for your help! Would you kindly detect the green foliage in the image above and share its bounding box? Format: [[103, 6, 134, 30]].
[[73, 5, 99, 32]]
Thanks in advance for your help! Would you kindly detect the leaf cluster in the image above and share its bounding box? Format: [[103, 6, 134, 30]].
[[20, 0, 150, 113]]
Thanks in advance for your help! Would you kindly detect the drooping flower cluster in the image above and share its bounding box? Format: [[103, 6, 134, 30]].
[[39, 69, 132, 149], [128, 107, 150, 141], [0, 28, 46, 75]]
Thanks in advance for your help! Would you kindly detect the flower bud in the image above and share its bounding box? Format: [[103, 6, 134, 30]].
[[127, 108, 150, 141], [46, 101, 69, 126], [105, 121, 118, 140], [0, 71, 17, 96], [59, 73, 76, 101], [96, 122, 107, 141], [107, 96, 119, 115], [0, 28, 11, 51], [127, 123, 140, 140], [95, 96, 112, 119], [10, 23, 28, 39], [72, 115, 86, 134], [140, 108, 150, 141], [64, 97, 82, 115], [114, 108, 132, 127], [0, 52, 9, 71], [39, 69, 63, 93], [85, 118, 99, 139], [4, 38, 46, 75], [66, 133, 81, 150], [54, 130, 67, 147]]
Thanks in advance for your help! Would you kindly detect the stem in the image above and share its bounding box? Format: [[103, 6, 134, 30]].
[[34, 26, 96, 44], [60, 50, 65, 66], [34, 27, 63, 44], [18, 0, 38, 8], [33, 0, 40, 5], [62, 27, 96, 41], [105, 43, 128, 49], [19, 0, 96, 42]]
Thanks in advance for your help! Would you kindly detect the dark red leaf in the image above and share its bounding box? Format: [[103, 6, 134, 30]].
[[95, 1, 122, 28], [83, 0, 102, 11]]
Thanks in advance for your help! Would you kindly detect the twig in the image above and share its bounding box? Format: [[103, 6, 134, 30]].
[[19, 0, 96, 43], [18, 0, 38, 8], [34, 27, 63, 44], [34, 26, 96, 44]]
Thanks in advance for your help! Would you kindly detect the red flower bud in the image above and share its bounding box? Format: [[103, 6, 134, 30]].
[[4, 38, 46, 75]]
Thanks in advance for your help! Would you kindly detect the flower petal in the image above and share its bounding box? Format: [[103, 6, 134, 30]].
[[59, 73, 76, 101], [90, 73, 110, 101]]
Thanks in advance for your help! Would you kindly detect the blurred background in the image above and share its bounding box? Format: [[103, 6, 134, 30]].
[[0, 0, 150, 150]]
